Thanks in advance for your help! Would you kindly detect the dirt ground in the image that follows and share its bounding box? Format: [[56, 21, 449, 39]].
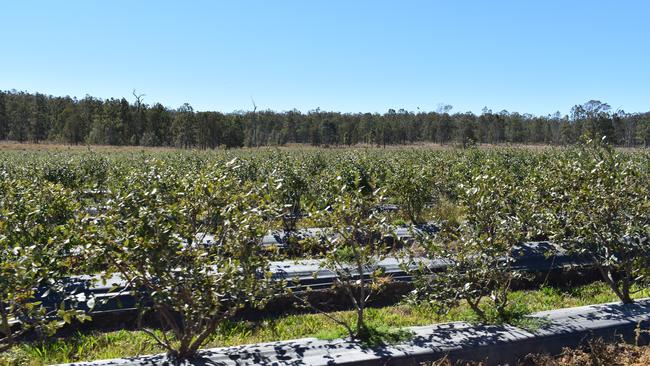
[[425, 339, 650, 366]]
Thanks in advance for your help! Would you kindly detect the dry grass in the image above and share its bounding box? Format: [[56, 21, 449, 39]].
[[424, 339, 650, 366], [1, 140, 645, 154], [522, 340, 650, 366], [0, 141, 180, 153], [0, 141, 569, 153]]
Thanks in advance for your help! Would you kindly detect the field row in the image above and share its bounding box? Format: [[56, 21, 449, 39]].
[[1, 141, 649, 361]]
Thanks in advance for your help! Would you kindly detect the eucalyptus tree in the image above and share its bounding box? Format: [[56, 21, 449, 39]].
[[172, 103, 196, 149], [95, 159, 277, 360], [2, 89, 650, 148], [547, 138, 650, 303], [0, 92, 7, 140]]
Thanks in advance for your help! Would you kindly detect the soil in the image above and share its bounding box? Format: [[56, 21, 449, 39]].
[[424, 339, 650, 366]]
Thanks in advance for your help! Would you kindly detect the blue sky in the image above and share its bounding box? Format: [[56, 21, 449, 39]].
[[1, 1, 648, 115]]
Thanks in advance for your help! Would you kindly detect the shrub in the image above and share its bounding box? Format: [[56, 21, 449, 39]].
[[0, 179, 87, 351], [94, 160, 276, 360], [411, 162, 527, 322], [267, 156, 309, 253], [388, 162, 437, 225], [547, 138, 650, 303], [301, 175, 393, 341]]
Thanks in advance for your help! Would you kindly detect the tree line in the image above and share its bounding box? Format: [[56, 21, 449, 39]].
[[1, 90, 649, 148]]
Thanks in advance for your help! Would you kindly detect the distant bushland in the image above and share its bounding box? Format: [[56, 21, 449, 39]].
[[1, 90, 649, 148]]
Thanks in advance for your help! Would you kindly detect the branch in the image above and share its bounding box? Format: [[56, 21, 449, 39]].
[[291, 291, 353, 337]]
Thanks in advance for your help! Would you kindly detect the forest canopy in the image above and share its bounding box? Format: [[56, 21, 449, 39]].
[[0, 90, 649, 148]]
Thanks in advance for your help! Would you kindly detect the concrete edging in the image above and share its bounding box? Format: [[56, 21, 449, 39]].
[[59, 298, 650, 366]]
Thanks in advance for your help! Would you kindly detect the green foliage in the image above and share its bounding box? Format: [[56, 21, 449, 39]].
[[91, 159, 278, 360], [0, 145, 649, 359], [267, 154, 309, 236], [2, 282, 647, 365], [0, 178, 88, 351], [411, 158, 529, 322], [388, 157, 437, 224], [2, 89, 650, 147], [545, 138, 650, 303], [304, 176, 394, 341]]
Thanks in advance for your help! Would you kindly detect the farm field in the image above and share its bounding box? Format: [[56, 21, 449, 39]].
[[5, 0, 650, 364], [1, 142, 649, 364], [0, 141, 559, 153], [0, 140, 646, 154]]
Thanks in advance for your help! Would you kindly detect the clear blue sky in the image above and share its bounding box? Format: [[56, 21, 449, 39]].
[[1, 1, 648, 116]]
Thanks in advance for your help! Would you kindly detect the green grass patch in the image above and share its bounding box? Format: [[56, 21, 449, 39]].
[[2, 282, 649, 365]]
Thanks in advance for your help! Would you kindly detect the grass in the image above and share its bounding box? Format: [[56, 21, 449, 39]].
[[0, 141, 559, 153], [1, 282, 649, 365]]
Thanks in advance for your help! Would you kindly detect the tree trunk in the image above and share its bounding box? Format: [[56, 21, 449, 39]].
[[1, 304, 14, 350], [467, 298, 486, 321], [595, 261, 633, 304]]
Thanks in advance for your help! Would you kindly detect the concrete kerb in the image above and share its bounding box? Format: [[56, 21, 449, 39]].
[[57, 299, 650, 366]]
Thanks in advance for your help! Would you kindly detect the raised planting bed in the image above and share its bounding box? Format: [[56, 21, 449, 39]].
[[40, 240, 594, 318], [57, 299, 650, 366]]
